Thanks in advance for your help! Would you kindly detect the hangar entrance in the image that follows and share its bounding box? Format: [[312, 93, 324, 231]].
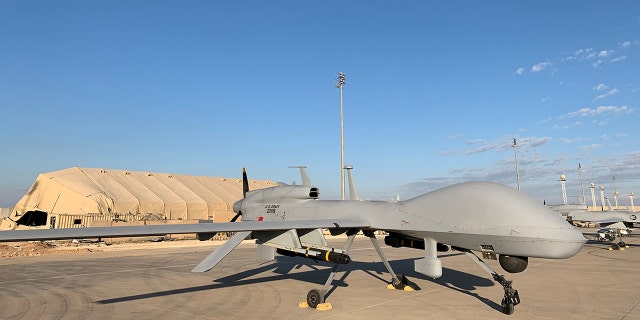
[[15, 210, 48, 227]]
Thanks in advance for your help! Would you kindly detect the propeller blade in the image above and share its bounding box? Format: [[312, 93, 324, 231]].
[[231, 168, 248, 222], [242, 167, 249, 198], [230, 212, 241, 222]]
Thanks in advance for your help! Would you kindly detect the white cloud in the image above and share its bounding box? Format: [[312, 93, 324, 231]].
[[611, 56, 627, 62], [598, 50, 613, 58], [524, 136, 552, 147], [447, 133, 464, 140], [466, 139, 487, 145], [593, 83, 608, 91], [459, 136, 551, 155], [619, 41, 631, 48], [591, 59, 602, 68], [574, 48, 588, 55], [569, 48, 593, 61], [602, 133, 628, 140], [581, 144, 601, 151], [531, 61, 551, 73], [558, 137, 583, 144], [464, 144, 497, 155], [537, 117, 553, 125], [515, 67, 524, 75], [566, 105, 634, 117], [586, 52, 598, 59], [593, 88, 619, 101]]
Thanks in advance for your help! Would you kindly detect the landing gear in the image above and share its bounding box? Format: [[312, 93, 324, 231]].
[[363, 230, 411, 290], [303, 231, 358, 309], [493, 273, 520, 315], [465, 251, 520, 315], [306, 289, 325, 309], [391, 274, 407, 289], [501, 297, 514, 315], [303, 230, 411, 309], [610, 241, 627, 250]]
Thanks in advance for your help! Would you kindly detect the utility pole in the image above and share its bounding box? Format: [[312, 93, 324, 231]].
[[512, 138, 520, 191], [336, 72, 346, 200]]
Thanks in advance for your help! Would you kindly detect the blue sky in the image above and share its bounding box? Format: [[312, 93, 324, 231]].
[[1, 1, 638, 207]]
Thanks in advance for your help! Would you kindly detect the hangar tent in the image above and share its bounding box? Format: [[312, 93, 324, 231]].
[[10, 167, 276, 224]]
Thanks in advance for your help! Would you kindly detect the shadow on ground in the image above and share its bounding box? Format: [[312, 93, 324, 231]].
[[97, 254, 500, 311]]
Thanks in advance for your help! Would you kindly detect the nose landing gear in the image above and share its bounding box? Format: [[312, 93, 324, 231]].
[[493, 273, 520, 315], [464, 251, 521, 315]]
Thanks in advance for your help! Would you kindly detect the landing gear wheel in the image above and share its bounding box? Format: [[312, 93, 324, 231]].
[[306, 289, 325, 309], [391, 274, 407, 289], [492, 273, 519, 315], [618, 241, 626, 248], [611, 243, 620, 250], [501, 297, 515, 315]]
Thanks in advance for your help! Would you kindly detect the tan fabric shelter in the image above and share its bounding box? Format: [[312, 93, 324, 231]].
[[12, 167, 276, 221]]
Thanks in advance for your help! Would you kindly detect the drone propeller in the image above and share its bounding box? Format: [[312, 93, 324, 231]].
[[242, 167, 249, 198], [230, 168, 249, 222]]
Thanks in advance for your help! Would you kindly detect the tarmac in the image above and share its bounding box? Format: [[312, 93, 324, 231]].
[[0, 228, 638, 320]]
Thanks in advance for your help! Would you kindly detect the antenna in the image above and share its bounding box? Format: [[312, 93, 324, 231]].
[[344, 165, 359, 200], [288, 166, 311, 186], [336, 72, 346, 200]]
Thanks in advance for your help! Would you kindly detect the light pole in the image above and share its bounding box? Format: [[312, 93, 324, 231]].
[[590, 183, 596, 210], [336, 72, 346, 200], [512, 138, 520, 191], [612, 176, 619, 209], [578, 163, 586, 205], [560, 175, 567, 205]]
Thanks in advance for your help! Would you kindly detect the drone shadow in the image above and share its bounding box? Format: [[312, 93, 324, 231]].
[[97, 254, 500, 311]]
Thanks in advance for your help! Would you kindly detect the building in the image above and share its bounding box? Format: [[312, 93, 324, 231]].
[[2, 167, 276, 230]]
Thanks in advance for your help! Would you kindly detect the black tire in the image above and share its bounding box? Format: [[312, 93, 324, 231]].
[[306, 289, 324, 309], [502, 298, 515, 315], [392, 274, 406, 289]]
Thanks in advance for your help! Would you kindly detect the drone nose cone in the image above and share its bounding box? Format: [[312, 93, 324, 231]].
[[232, 199, 243, 214], [551, 225, 587, 258]]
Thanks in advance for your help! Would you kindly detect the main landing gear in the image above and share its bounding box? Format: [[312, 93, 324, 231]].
[[464, 250, 520, 315], [302, 230, 411, 310], [301, 231, 357, 310]]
